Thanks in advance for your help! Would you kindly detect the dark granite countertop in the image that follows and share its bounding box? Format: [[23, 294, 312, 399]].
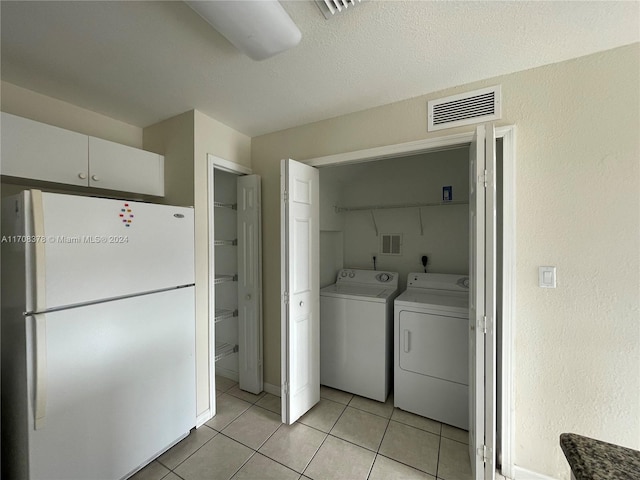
[[560, 433, 640, 480]]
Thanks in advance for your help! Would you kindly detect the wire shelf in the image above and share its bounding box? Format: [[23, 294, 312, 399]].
[[215, 342, 239, 362], [214, 274, 238, 284], [215, 309, 238, 323], [213, 201, 237, 210], [213, 239, 238, 246]]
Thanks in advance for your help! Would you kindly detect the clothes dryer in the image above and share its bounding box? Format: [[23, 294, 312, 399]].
[[320, 269, 399, 401], [394, 273, 470, 429]]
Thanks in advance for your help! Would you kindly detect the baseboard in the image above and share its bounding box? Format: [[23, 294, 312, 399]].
[[264, 382, 281, 397], [513, 466, 559, 480], [216, 367, 239, 382], [195, 409, 213, 428]]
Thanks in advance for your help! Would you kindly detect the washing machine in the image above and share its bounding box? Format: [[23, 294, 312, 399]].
[[320, 269, 399, 402], [394, 273, 470, 429]]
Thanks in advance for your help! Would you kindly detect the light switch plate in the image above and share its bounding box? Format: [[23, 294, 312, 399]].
[[539, 266, 556, 288]]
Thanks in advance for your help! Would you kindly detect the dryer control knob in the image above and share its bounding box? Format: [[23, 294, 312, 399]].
[[377, 273, 391, 282], [348, 271, 355, 278]]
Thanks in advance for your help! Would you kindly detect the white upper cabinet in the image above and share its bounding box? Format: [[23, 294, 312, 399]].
[[88, 137, 164, 196], [1, 112, 89, 186], [1, 112, 164, 196]]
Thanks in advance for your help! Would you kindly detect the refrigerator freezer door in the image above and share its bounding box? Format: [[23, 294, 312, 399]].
[[27, 287, 196, 480], [36, 192, 194, 310]]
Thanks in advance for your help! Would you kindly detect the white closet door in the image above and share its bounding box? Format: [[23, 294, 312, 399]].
[[484, 124, 497, 480], [237, 174, 263, 394], [469, 125, 486, 479], [469, 124, 497, 480], [280, 159, 320, 425]]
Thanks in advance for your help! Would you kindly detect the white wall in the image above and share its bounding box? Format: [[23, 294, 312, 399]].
[[319, 168, 346, 287], [1, 81, 142, 147], [322, 150, 469, 290], [251, 44, 640, 479]]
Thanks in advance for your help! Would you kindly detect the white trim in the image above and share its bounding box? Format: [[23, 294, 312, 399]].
[[513, 466, 558, 480], [263, 382, 281, 397], [304, 126, 517, 477], [499, 126, 517, 479], [207, 154, 252, 175], [195, 409, 213, 428], [206, 155, 253, 426], [206, 159, 218, 424], [306, 132, 473, 167]]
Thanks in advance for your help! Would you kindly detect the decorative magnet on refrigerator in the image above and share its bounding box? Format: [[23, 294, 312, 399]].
[[118, 203, 134, 227]]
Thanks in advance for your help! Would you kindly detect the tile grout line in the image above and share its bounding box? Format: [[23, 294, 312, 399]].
[[435, 432, 443, 479], [365, 416, 392, 480], [255, 423, 328, 476], [374, 452, 439, 478], [299, 397, 352, 478], [159, 386, 259, 477], [156, 426, 220, 472]]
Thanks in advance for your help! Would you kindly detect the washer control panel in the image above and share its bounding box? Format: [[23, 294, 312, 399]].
[[376, 272, 393, 283], [336, 269, 397, 286]]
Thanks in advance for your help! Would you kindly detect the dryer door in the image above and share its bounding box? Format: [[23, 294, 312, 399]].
[[398, 310, 468, 385]]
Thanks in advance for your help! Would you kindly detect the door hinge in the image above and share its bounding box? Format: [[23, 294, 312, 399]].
[[283, 292, 289, 305], [283, 382, 289, 395], [477, 444, 493, 463], [478, 315, 492, 334], [478, 169, 488, 188], [283, 191, 288, 203]]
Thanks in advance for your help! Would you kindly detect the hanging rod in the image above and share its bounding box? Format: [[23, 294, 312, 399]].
[[335, 201, 468, 213]]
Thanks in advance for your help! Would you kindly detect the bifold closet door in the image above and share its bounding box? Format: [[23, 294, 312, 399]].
[[237, 174, 263, 394]]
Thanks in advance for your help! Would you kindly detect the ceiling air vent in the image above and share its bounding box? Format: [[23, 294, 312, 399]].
[[428, 85, 501, 131], [315, 0, 363, 19]]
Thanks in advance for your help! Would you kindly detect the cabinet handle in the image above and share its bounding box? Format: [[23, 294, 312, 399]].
[[91, 175, 99, 181], [245, 294, 251, 301], [78, 172, 87, 180], [299, 301, 304, 307]]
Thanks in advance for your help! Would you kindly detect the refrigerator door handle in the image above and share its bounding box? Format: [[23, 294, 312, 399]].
[[31, 189, 47, 312], [34, 313, 48, 429]]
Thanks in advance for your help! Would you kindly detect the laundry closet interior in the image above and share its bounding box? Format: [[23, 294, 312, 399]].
[[318, 147, 471, 291], [314, 137, 504, 434]]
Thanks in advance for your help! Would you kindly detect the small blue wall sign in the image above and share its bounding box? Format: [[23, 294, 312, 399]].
[[443, 186, 453, 202]]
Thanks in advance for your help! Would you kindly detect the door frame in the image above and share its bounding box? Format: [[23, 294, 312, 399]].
[[305, 126, 516, 477], [202, 154, 252, 427]]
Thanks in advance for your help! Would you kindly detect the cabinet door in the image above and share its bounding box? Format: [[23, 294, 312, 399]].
[[88, 136, 164, 196], [1, 112, 89, 186]]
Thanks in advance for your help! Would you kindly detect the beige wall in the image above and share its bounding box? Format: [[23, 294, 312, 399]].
[[251, 43, 640, 479], [193, 111, 251, 416], [143, 111, 195, 207], [1, 81, 142, 147], [145, 109, 251, 418]]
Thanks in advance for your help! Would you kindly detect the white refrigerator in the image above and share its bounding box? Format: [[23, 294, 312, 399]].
[[1, 190, 196, 480]]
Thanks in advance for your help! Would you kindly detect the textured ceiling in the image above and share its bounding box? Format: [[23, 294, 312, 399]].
[[1, 1, 638, 137]]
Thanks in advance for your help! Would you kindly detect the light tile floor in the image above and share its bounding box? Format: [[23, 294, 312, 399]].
[[131, 378, 473, 480]]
